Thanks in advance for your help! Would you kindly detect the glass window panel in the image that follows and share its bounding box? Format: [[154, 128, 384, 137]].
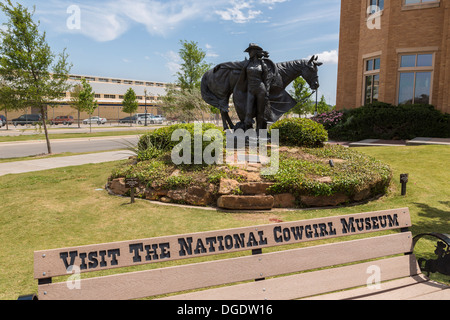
[[366, 59, 373, 71], [378, 0, 384, 10], [398, 72, 415, 105], [374, 58, 381, 70], [417, 54, 433, 67], [401, 55, 416, 68], [365, 75, 373, 105], [372, 74, 380, 102], [414, 72, 431, 104]]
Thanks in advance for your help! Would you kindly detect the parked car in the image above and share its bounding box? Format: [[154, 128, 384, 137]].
[[150, 115, 165, 124], [50, 116, 74, 125], [12, 114, 42, 126], [83, 116, 107, 125], [119, 116, 138, 124], [0, 115, 6, 127], [137, 114, 152, 125]]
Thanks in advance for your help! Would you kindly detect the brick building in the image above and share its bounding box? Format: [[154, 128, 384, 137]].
[[336, 0, 449, 114]]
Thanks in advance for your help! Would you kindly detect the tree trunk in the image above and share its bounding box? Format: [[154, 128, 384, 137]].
[[40, 106, 52, 154], [5, 109, 9, 131], [78, 109, 81, 128]]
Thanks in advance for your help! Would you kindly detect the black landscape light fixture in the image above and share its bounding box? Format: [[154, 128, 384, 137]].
[[400, 174, 409, 196], [329, 160, 335, 168]]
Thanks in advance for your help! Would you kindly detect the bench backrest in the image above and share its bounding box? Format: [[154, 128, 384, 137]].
[[34, 208, 414, 300]]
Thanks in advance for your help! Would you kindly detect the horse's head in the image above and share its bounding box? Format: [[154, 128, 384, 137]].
[[303, 55, 323, 91]]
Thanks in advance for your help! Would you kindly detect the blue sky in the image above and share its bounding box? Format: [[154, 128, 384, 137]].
[[1, 0, 341, 104]]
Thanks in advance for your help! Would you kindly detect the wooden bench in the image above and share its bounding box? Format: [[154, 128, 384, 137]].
[[21, 207, 449, 300]]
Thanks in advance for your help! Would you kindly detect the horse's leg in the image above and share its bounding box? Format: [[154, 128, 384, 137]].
[[221, 112, 229, 130], [224, 112, 234, 130]]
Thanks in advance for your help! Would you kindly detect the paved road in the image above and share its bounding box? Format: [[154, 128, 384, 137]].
[[0, 135, 140, 158]]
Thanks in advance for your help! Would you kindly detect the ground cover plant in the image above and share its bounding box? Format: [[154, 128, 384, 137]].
[[1, 145, 448, 300]]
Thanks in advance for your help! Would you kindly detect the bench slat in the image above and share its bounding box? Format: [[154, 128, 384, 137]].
[[162, 255, 421, 300], [409, 288, 450, 300], [37, 232, 413, 300], [34, 208, 411, 279], [303, 274, 433, 300]]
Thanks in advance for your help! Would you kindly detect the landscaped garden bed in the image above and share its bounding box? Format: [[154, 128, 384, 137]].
[[107, 122, 393, 210]]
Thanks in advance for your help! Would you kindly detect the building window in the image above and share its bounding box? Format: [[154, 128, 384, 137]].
[[104, 94, 116, 99], [402, 0, 440, 10], [398, 53, 433, 105], [94, 94, 101, 99], [364, 57, 380, 104], [369, 0, 384, 13]]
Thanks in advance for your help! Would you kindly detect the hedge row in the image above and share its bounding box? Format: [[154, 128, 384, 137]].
[[322, 103, 450, 141]]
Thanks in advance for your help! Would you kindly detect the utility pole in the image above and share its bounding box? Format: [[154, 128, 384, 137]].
[[144, 89, 148, 127]]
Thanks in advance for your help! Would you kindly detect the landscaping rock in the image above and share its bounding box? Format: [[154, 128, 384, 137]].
[[186, 184, 215, 206], [108, 178, 128, 195], [300, 193, 350, 207], [217, 195, 274, 210], [240, 182, 274, 195], [273, 193, 296, 208], [167, 189, 187, 202], [218, 179, 240, 195], [353, 187, 372, 202]]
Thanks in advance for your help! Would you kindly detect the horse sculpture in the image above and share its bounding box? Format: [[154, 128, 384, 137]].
[[201, 44, 323, 131]]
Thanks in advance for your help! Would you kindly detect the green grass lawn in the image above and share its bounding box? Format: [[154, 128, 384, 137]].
[[0, 145, 448, 300]]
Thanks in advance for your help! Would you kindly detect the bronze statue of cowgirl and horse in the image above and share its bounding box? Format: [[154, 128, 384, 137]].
[[201, 43, 323, 132]]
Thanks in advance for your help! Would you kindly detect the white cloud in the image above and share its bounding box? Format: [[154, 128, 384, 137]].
[[159, 50, 182, 75], [306, 50, 339, 65], [31, 0, 291, 41], [317, 50, 339, 65], [205, 44, 219, 58], [215, 0, 262, 24]]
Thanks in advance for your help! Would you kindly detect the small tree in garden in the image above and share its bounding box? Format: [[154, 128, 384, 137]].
[[122, 88, 139, 127], [77, 78, 98, 133]]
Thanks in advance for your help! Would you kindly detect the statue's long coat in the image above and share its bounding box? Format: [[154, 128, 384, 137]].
[[201, 59, 298, 123]]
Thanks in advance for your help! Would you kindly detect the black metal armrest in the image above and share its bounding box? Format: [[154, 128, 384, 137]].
[[413, 233, 450, 277]]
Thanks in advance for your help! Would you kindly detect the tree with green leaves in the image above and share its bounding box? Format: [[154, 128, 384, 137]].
[[288, 77, 315, 117], [69, 83, 83, 128], [122, 88, 139, 127], [176, 40, 212, 91], [0, 79, 24, 130], [77, 78, 98, 133], [163, 40, 212, 122], [315, 94, 331, 115], [0, 0, 72, 154]]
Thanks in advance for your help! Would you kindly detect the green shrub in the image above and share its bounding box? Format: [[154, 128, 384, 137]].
[[138, 123, 224, 164], [270, 118, 328, 148], [328, 103, 450, 141]]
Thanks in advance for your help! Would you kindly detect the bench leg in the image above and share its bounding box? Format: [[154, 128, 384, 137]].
[[18, 294, 38, 301]]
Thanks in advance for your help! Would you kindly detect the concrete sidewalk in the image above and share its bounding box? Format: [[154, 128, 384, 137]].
[[347, 137, 450, 147], [0, 150, 134, 177]]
